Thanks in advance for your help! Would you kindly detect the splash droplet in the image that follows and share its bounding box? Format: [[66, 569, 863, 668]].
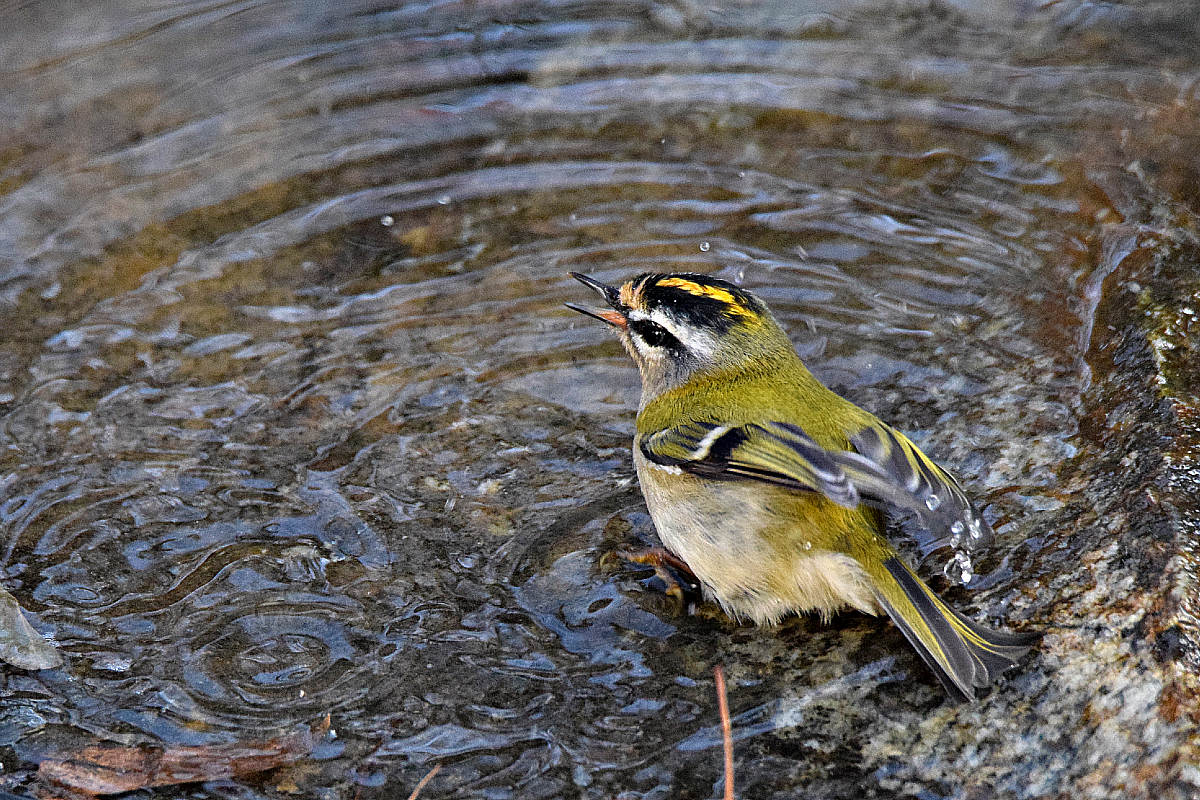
[[380, 215, 394, 227], [943, 551, 974, 586], [925, 494, 941, 511], [951, 520, 965, 535], [699, 241, 710, 252]]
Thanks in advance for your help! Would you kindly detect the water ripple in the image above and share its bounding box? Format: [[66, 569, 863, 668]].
[[0, 0, 1193, 796]]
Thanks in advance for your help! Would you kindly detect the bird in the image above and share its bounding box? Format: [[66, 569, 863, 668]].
[[566, 270, 1036, 700]]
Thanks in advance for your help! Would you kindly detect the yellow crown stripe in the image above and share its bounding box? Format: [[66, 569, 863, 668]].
[[656, 278, 752, 316]]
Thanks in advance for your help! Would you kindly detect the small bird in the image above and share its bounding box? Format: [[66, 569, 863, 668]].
[[567, 271, 1035, 700]]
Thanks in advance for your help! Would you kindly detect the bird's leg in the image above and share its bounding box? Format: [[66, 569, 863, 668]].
[[610, 546, 703, 613]]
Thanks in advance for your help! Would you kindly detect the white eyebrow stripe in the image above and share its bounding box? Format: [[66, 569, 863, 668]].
[[644, 308, 718, 357]]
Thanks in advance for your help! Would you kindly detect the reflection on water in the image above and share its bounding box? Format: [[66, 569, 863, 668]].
[[1, 0, 1197, 796]]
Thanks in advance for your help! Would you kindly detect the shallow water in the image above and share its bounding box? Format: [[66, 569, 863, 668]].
[[2, 1, 1198, 797]]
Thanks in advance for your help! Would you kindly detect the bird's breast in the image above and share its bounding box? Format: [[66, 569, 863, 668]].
[[632, 449, 880, 624]]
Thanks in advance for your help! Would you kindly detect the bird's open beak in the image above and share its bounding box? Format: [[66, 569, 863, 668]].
[[565, 272, 628, 329]]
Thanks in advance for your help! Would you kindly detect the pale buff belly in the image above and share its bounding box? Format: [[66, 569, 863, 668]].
[[633, 451, 880, 625]]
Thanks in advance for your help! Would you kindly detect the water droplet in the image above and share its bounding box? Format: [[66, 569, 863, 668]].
[[380, 215, 394, 226], [925, 494, 941, 511], [437, 195, 451, 205], [969, 518, 983, 539], [951, 520, 965, 535], [943, 551, 974, 586], [803, 541, 812, 550], [699, 241, 710, 252]]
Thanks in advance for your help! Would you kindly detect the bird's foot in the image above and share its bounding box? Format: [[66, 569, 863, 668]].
[[605, 546, 703, 615]]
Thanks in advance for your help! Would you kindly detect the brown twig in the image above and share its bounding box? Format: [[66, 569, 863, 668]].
[[407, 763, 442, 800], [714, 664, 735, 800]]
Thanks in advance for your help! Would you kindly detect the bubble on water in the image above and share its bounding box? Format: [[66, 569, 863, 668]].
[[380, 215, 394, 226]]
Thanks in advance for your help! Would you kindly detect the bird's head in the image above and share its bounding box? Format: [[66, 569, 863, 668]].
[[567, 271, 792, 397]]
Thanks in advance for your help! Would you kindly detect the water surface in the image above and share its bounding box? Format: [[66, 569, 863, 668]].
[[2, 1, 1199, 797]]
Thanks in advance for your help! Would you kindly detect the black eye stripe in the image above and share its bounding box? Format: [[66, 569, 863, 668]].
[[629, 319, 677, 349]]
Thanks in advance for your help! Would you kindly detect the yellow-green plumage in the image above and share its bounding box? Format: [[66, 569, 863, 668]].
[[568, 270, 1035, 700]]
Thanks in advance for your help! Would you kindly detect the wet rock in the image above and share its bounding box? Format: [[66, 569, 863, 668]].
[[0, 586, 60, 671]]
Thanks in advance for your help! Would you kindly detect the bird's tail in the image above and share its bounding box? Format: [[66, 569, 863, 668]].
[[870, 556, 1037, 700]]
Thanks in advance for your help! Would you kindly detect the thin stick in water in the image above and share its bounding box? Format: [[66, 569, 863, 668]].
[[407, 762, 442, 800], [714, 664, 735, 800]]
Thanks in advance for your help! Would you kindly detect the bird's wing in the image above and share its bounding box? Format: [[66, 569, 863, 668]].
[[639, 419, 992, 548], [638, 420, 861, 508], [838, 422, 994, 548]]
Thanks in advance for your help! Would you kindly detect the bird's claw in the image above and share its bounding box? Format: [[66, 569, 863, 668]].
[[610, 545, 703, 615]]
